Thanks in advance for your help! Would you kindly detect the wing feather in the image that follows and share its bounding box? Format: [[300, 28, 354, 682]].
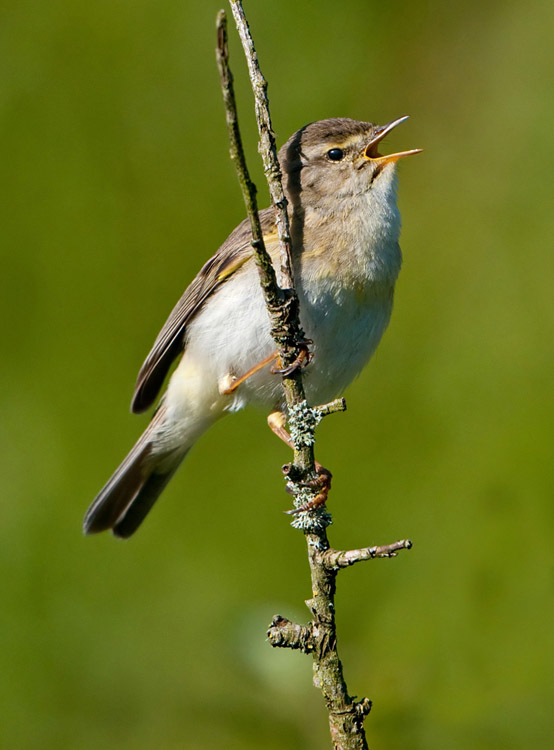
[[131, 208, 276, 413]]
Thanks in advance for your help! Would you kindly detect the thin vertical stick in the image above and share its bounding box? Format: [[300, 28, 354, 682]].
[[229, 1, 294, 291], [216, 7, 412, 749], [216, 8, 315, 483]]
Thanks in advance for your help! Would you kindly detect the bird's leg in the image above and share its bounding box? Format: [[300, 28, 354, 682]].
[[284, 466, 333, 515], [267, 410, 294, 448], [268, 410, 332, 514], [219, 351, 279, 395], [220, 340, 313, 396]]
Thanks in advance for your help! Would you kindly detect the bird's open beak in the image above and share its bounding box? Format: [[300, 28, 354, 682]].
[[364, 115, 422, 167]]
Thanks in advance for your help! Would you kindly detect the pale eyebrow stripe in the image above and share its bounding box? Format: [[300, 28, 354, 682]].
[[324, 132, 368, 150], [342, 133, 366, 148]]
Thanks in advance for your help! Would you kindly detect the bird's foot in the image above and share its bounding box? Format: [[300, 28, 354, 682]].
[[270, 339, 313, 376], [283, 461, 332, 514]]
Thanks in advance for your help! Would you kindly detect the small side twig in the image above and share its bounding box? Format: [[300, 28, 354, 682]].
[[324, 539, 413, 570], [267, 615, 315, 653]]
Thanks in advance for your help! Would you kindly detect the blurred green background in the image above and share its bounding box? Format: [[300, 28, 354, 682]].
[[1, 0, 553, 747]]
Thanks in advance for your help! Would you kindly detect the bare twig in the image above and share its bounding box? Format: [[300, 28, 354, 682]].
[[229, 1, 294, 291], [324, 540, 413, 570], [215, 11, 281, 311], [267, 615, 315, 653], [215, 6, 412, 749], [216, 8, 315, 488]]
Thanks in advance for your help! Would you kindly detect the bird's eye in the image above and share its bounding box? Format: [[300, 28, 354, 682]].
[[326, 148, 344, 161]]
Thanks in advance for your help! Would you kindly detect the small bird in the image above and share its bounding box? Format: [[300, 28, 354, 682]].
[[84, 116, 420, 538]]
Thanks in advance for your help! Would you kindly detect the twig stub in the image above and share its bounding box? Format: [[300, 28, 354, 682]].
[[324, 540, 413, 571]]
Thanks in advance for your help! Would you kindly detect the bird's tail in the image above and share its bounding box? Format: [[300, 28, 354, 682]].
[[83, 405, 188, 539]]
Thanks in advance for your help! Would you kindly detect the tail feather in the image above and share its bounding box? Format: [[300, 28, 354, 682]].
[[84, 405, 185, 538], [112, 468, 179, 538], [83, 440, 153, 535]]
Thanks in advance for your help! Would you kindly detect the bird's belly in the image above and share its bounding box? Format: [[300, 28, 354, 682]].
[[172, 265, 394, 414], [175, 268, 283, 412], [298, 284, 393, 404]]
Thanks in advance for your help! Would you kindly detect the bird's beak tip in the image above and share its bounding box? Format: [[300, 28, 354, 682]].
[[364, 116, 421, 165]]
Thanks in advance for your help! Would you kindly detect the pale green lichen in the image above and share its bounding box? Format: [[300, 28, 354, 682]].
[[288, 400, 323, 448], [287, 484, 332, 531], [290, 508, 332, 533]]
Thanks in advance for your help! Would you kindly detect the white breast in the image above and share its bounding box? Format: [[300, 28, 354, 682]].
[[168, 168, 402, 417], [293, 171, 402, 403]]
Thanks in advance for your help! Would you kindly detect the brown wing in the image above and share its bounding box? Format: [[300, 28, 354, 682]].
[[131, 208, 277, 414]]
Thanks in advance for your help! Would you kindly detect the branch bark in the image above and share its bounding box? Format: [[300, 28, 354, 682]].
[[217, 6, 316, 486], [216, 6, 412, 748]]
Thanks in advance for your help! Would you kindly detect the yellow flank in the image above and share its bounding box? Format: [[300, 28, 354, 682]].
[[307, 243, 390, 304], [303, 245, 327, 260], [216, 229, 279, 282], [307, 241, 358, 283], [216, 254, 250, 282], [261, 228, 280, 251]]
